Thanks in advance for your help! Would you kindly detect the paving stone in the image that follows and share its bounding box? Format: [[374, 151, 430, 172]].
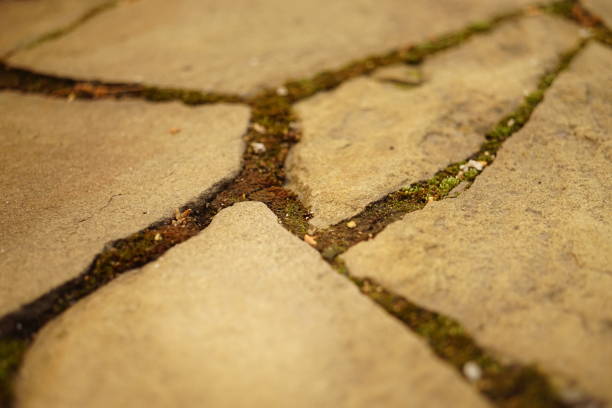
[[7, 0, 536, 95], [0, 0, 109, 57], [0, 93, 249, 315], [15, 202, 490, 408], [583, 0, 612, 27], [286, 15, 580, 227], [343, 43, 612, 401]]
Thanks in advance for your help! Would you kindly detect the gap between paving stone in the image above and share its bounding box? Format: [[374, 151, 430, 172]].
[[0, 2, 608, 407], [1, 0, 119, 60]]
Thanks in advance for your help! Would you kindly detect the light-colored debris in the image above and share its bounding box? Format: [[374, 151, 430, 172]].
[[169, 127, 182, 135], [460, 160, 487, 172], [154, 233, 162, 241], [276, 86, 289, 96], [462, 362, 482, 382], [346, 220, 357, 228], [252, 123, 266, 134], [303, 234, 317, 246], [251, 142, 266, 154], [172, 208, 192, 226]]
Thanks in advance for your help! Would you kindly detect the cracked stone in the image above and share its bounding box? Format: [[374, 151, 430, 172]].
[[286, 15, 579, 227], [582, 0, 612, 27], [0, 93, 249, 315], [7, 0, 535, 94], [0, 0, 109, 56], [343, 43, 612, 402], [15, 202, 490, 408]]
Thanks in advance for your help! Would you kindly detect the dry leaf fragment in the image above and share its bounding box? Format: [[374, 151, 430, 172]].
[[304, 234, 317, 246]]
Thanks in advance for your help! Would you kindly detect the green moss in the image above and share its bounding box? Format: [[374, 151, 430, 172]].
[[338, 270, 574, 407], [141, 87, 243, 105], [0, 339, 28, 407]]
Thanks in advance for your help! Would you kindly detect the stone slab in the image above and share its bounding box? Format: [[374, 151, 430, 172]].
[[15, 202, 490, 408], [8, 0, 536, 94], [286, 16, 579, 227], [0, 0, 109, 57], [0, 93, 249, 315], [343, 43, 612, 401]]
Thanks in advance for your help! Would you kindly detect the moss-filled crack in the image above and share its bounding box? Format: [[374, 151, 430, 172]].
[[263, 39, 598, 408], [310, 39, 587, 261], [332, 261, 603, 408], [547, 0, 612, 46], [0, 63, 244, 105], [0, 1, 602, 406], [2, 0, 119, 59]]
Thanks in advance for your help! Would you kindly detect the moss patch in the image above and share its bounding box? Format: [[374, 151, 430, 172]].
[[339, 266, 586, 408], [0, 339, 28, 407], [312, 39, 586, 260]]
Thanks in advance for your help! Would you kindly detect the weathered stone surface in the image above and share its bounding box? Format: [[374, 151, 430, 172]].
[[15, 202, 489, 408], [8, 0, 536, 94], [0, 93, 248, 315], [286, 16, 579, 228], [583, 0, 612, 27], [0, 0, 108, 57], [343, 43, 612, 401]]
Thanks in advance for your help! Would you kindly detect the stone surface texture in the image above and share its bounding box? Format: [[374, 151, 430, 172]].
[[286, 16, 579, 227], [7, 0, 535, 94], [343, 43, 612, 401], [15, 202, 489, 408], [0, 93, 249, 315], [583, 0, 612, 27], [0, 0, 109, 56]]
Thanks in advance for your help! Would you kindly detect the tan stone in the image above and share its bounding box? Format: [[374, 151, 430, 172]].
[[0, 93, 249, 315], [0, 0, 109, 57], [286, 15, 579, 227], [343, 43, 612, 401], [583, 0, 612, 27], [15, 202, 490, 408], [8, 0, 536, 94]]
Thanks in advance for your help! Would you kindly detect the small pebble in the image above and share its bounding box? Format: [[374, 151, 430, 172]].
[[346, 221, 357, 228], [460, 159, 487, 172], [463, 361, 482, 382], [579, 28, 591, 39], [169, 127, 182, 135], [154, 233, 162, 241], [507, 118, 515, 127], [276, 86, 289, 96], [304, 234, 317, 246], [251, 142, 266, 154], [252, 123, 266, 134]]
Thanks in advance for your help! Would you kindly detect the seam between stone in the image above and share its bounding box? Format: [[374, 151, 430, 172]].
[[2, 0, 119, 60]]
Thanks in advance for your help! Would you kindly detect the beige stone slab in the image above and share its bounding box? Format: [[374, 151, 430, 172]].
[[286, 16, 579, 227], [15, 202, 490, 408], [583, 0, 612, 27], [7, 0, 536, 95], [0, 93, 249, 315], [0, 0, 109, 57], [343, 43, 612, 401]]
